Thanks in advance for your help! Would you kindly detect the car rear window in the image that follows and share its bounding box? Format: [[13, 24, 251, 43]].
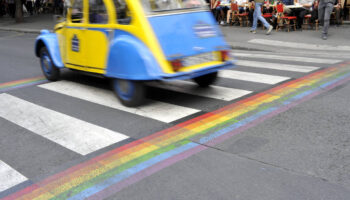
[[141, 0, 207, 15]]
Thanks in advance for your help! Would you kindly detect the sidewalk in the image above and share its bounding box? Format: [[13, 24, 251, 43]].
[[0, 14, 349, 54], [0, 14, 55, 33]]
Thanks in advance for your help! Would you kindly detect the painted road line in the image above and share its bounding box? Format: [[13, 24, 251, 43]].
[[234, 53, 342, 64], [0, 76, 47, 93], [248, 39, 350, 51], [4, 62, 350, 200], [0, 160, 27, 192], [236, 60, 319, 73], [39, 81, 199, 123], [149, 80, 252, 101], [219, 70, 290, 84], [0, 94, 129, 155]]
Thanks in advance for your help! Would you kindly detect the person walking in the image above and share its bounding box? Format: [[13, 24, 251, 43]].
[[250, 0, 273, 34], [318, 0, 338, 39]]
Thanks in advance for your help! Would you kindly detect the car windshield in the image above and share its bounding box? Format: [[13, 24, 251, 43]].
[[141, 0, 207, 14]]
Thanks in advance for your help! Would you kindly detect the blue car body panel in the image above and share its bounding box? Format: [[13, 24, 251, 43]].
[[148, 11, 230, 60], [106, 30, 234, 81], [35, 30, 64, 68], [106, 30, 165, 80]]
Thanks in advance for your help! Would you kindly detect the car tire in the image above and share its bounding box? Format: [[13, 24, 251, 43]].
[[112, 79, 146, 107], [40, 47, 60, 81], [193, 72, 218, 87]]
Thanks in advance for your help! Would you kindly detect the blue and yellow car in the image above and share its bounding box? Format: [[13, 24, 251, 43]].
[[35, 0, 234, 107]]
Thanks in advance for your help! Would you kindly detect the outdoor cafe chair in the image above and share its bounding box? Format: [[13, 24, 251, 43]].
[[230, 3, 249, 26], [261, 4, 273, 29], [302, 14, 319, 30], [276, 3, 297, 32]]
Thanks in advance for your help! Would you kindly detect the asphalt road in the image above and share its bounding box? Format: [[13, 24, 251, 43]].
[[1, 29, 350, 199]]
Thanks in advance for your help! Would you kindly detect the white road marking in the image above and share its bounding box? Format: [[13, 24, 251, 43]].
[[234, 53, 342, 64], [248, 39, 350, 51], [219, 70, 290, 84], [0, 94, 129, 155], [149, 80, 252, 101], [236, 60, 319, 73], [39, 81, 199, 123], [0, 160, 27, 192]]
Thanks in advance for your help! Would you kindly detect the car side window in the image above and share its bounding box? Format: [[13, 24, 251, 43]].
[[71, 0, 83, 23], [89, 0, 108, 24], [114, 0, 131, 24]]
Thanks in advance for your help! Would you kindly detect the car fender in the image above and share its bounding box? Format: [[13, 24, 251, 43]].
[[34, 30, 64, 68], [106, 34, 164, 80]]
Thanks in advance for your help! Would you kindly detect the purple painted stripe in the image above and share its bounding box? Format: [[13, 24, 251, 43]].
[[206, 89, 323, 147], [86, 68, 350, 200], [321, 76, 350, 91], [206, 74, 350, 148]]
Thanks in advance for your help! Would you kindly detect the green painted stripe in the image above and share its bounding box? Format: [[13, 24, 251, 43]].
[[52, 140, 191, 200]]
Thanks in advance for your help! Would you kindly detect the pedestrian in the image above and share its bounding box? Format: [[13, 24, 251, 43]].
[[26, 0, 33, 15], [250, 0, 273, 34], [213, 0, 231, 25], [6, 0, 15, 18], [293, 0, 314, 29], [318, 0, 338, 39]]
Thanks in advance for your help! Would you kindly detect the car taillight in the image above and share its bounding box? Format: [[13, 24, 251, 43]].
[[171, 59, 183, 71], [221, 50, 230, 61]]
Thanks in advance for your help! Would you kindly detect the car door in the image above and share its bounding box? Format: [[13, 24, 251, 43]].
[[84, 0, 110, 74], [65, 0, 87, 70]]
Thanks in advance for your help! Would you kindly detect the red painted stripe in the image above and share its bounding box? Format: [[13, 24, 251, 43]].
[[0, 76, 45, 87], [6, 62, 349, 199], [2, 184, 40, 200]]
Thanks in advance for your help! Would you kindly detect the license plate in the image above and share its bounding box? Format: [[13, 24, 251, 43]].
[[183, 52, 215, 67]]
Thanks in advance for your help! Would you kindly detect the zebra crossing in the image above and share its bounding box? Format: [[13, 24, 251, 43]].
[[0, 161, 27, 193], [0, 51, 343, 194]]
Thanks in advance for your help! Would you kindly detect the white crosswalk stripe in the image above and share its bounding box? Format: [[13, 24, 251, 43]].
[[39, 81, 200, 123], [219, 70, 290, 84], [0, 160, 27, 192], [234, 53, 342, 64], [0, 48, 343, 194], [248, 39, 350, 51], [236, 60, 319, 72], [149, 80, 252, 101], [0, 94, 129, 155]]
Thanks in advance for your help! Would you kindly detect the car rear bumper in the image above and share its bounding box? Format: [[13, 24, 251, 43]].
[[160, 61, 235, 81]]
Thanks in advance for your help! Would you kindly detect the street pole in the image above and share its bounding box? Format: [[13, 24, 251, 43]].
[[15, 0, 23, 23]]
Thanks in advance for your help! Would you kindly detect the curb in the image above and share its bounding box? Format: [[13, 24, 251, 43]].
[[230, 45, 269, 52], [0, 27, 41, 34]]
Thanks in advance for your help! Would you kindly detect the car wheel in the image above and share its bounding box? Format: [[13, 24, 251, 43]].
[[40, 47, 60, 81], [112, 79, 146, 107], [193, 72, 218, 87]]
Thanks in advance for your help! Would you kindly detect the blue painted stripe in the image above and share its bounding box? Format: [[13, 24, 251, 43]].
[[199, 71, 350, 145], [281, 88, 318, 106], [66, 68, 350, 199], [319, 72, 350, 89], [67, 142, 199, 200], [199, 106, 278, 144]]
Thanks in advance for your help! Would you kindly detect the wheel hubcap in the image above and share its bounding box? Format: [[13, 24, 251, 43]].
[[41, 53, 52, 75], [115, 79, 134, 101]]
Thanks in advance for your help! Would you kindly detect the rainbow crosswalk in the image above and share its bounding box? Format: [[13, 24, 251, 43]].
[[0, 52, 349, 199]]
